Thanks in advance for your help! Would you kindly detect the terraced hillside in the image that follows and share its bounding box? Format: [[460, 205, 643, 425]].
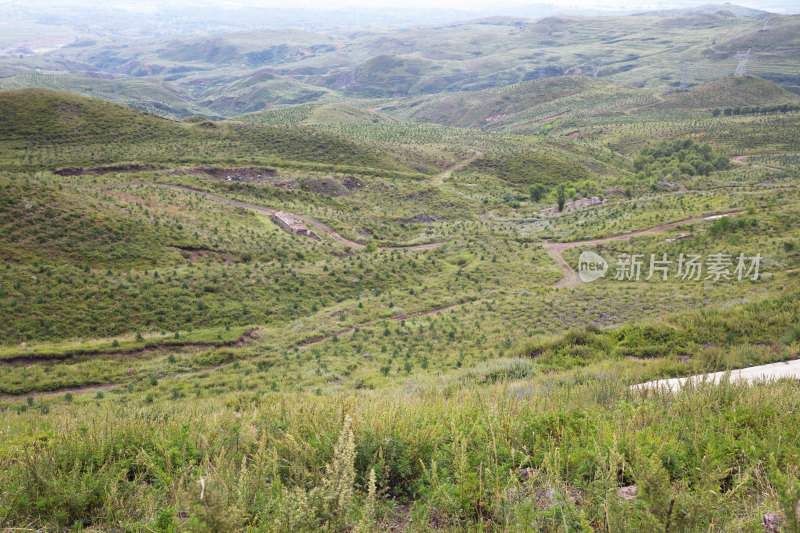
[[3, 5, 800, 530], [2, 76, 800, 531]]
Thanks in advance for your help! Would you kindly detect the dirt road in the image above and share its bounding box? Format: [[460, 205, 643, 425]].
[[632, 359, 800, 392], [538, 211, 742, 288], [122, 183, 444, 251], [434, 151, 483, 185], [731, 154, 787, 171]]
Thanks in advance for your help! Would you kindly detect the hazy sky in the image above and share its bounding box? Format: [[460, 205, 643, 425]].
[[16, 0, 795, 11], [199, 0, 796, 11]]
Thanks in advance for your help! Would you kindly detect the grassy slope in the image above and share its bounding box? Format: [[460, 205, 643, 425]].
[[0, 88, 421, 175], [2, 63, 800, 531], [236, 102, 398, 126], [0, 73, 207, 119]]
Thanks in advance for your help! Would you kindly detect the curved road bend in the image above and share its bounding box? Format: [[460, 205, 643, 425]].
[[122, 182, 445, 252]]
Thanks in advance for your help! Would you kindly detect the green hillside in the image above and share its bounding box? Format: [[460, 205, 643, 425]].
[[238, 102, 397, 126], [199, 71, 332, 115], [0, 73, 205, 119], [0, 89, 418, 174], [0, 88, 179, 141], [654, 75, 800, 110], [3, 11, 800, 533]]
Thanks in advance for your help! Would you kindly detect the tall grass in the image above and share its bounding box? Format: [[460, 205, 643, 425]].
[[2, 367, 800, 531]]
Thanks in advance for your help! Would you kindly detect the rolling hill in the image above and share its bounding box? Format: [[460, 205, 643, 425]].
[[2, 9, 799, 120]]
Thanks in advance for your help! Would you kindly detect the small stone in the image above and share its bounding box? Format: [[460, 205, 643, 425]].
[[362, 353, 372, 359], [617, 485, 638, 500]]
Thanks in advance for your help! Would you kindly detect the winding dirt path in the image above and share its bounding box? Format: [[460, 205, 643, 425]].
[[434, 151, 483, 185], [538, 210, 743, 289], [732, 154, 786, 171], [122, 183, 444, 251], [0, 301, 472, 400]]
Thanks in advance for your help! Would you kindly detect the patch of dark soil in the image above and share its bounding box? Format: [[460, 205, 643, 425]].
[[302, 176, 362, 196], [186, 166, 278, 182], [341, 175, 364, 190], [169, 245, 236, 263], [296, 328, 355, 347], [54, 164, 163, 176]]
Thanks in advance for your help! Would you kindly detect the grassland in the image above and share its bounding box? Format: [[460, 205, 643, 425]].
[[1, 56, 800, 532]]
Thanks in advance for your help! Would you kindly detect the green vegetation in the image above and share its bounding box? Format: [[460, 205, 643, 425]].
[[714, 102, 800, 117], [2, 13, 800, 528], [633, 139, 729, 184], [470, 152, 592, 189]]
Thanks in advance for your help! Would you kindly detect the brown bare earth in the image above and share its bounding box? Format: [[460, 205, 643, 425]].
[[539, 110, 571, 122], [539, 211, 743, 288]]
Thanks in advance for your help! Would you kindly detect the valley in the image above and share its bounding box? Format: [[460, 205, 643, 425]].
[[1, 4, 800, 532]]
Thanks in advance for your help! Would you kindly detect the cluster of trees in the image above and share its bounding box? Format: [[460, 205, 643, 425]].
[[712, 103, 800, 117], [633, 139, 729, 183], [530, 179, 601, 211]]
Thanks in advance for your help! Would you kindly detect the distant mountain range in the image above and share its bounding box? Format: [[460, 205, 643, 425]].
[[1, 3, 798, 120]]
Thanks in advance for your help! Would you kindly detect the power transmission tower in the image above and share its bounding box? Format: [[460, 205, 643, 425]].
[[680, 62, 688, 90], [539, 49, 547, 79], [762, 14, 771, 31], [734, 49, 751, 76]]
